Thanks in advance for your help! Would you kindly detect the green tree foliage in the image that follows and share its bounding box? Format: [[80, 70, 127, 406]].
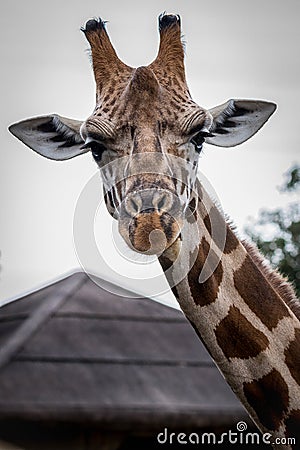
[[245, 165, 300, 298]]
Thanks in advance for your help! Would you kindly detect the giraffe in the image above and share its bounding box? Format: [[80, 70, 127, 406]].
[[9, 14, 300, 449]]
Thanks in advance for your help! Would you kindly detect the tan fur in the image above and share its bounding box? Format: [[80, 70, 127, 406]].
[[83, 20, 132, 99], [150, 19, 187, 88]]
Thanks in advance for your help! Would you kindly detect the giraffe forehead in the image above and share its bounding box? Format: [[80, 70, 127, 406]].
[[87, 101, 207, 146], [89, 67, 208, 136]]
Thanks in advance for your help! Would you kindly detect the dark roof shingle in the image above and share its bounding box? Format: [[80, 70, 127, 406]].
[[0, 272, 246, 430]]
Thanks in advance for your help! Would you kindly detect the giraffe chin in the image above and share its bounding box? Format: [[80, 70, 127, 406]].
[[118, 212, 182, 256]]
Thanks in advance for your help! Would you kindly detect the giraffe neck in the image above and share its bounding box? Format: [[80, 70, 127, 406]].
[[159, 181, 300, 449]]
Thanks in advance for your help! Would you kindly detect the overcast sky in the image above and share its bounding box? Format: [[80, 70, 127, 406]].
[[0, 0, 299, 306]]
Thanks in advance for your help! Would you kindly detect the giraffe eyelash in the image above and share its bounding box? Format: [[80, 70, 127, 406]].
[[189, 125, 214, 139]]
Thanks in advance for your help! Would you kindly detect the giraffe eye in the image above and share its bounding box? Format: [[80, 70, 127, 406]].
[[81, 140, 106, 161], [191, 130, 214, 153], [90, 142, 106, 161], [191, 133, 205, 153]]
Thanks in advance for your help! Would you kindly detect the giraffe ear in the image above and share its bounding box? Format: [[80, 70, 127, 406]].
[[205, 99, 276, 148], [9, 115, 88, 160]]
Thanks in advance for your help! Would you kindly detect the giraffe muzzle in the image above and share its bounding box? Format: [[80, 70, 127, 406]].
[[118, 189, 184, 255]]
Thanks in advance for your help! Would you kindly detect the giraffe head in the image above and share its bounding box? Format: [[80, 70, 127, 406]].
[[9, 14, 276, 255]]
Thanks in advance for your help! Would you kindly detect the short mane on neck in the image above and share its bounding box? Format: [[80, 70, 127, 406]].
[[241, 240, 300, 322]]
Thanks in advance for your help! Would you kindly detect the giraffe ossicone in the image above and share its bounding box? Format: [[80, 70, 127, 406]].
[[9, 13, 300, 449]]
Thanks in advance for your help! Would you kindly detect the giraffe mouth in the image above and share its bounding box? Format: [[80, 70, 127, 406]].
[[119, 211, 182, 256], [137, 212, 181, 254], [133, 226, 168, 255]]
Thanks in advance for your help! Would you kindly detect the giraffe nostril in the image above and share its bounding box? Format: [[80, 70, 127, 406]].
[[157, 197, 166, 211], [153, 191, 172, 212], [124, 189, 177, 218], [125, 194, 142, 217], [130, 198, 140, 213]]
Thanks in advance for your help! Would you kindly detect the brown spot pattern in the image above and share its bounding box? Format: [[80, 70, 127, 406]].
[[188, 197, 196, 213], [188, 237, 223, 306], [107, 96, 117, 107], [186, 209, 196, 225], [234, 255, 290, 330], [284, 328, 300, 386], [215, 305, 269, 359], [203, 206, 239, 254], [224, 228, 240, 254], [285, 409, 300, 446], [243, 369, 289, 431]]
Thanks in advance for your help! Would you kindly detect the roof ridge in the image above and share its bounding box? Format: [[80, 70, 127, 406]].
[[1, 268, 84, 307]]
